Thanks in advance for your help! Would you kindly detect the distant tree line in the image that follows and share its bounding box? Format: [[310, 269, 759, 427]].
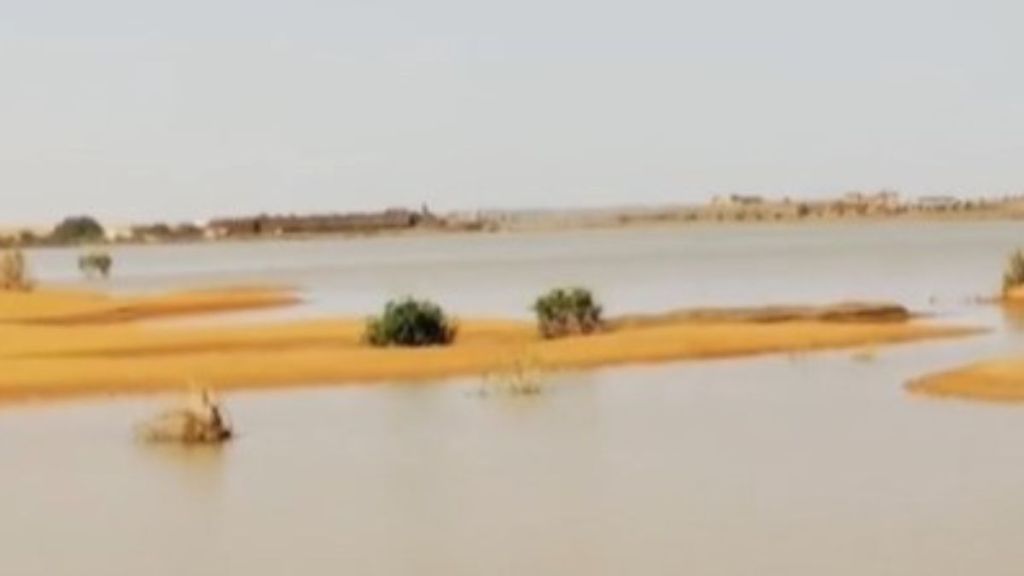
[[0, 207, 454, 248], [0, 215, 203, 248], [0, 216, 106, 248]]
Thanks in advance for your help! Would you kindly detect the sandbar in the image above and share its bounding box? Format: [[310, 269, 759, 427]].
[[0, 288, 980, 403], [908, 358, 1024, 403]]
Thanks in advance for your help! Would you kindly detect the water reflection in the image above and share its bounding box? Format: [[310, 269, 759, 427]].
[[137, 442, 230, 496]]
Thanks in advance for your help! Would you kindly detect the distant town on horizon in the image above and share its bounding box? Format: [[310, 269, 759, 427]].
[[4, 190, 1024, 248]]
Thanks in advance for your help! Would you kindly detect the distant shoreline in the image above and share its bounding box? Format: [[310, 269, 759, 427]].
[[6, 197, 1024, 250]]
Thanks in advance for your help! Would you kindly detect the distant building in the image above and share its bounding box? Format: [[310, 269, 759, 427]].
[[105, 227, 134, 242], [711, 194, 765, 207], [876, 190, 901, 208], [841, 190, 901, 211], [917, 196, 960, 210], [206, 208, 434, 238]]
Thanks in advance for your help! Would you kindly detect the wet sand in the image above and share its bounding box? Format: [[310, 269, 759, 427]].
[[909, 358, 1024, 402], [0, 288, 980, 403]]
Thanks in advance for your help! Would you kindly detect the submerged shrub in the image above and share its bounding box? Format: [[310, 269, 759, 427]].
[[0, 249, 32, 291], [532, 287, 603, 338], [1004, 249, 1024, 294], [78, 250, 113, 278], [364, 298, 457, 347]]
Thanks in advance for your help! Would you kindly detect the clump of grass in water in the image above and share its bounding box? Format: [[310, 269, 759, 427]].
[[851, 345, 878, 363], [78, 249, 113, 279], [0, 248, 33, 292], [136, 386, 233, 445], [1003, 249, 1024, 295], [475, 353, 546, 398]]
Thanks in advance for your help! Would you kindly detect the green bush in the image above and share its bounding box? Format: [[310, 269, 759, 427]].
[[532, 287, 603, 338], [0, 249, 32, 291], [1004, 249, 1024, 294], [364, 298, 457, 347], [78, 251, 113, 278]]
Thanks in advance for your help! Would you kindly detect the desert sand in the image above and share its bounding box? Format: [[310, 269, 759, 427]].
[[0, 287, 980, 403]]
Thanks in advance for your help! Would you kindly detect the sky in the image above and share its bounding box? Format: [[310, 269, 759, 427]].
[[0, 0, 1021, 225]]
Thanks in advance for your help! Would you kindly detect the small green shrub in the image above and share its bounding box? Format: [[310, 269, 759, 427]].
[[0, 249, 32, 291], [1004, 249, 1024, 294], [364, 298, 457, 347], [532, 287, 603, 338], [78, 250, 113, 278]]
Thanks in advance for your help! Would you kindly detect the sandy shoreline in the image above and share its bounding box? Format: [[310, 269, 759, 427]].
[[0, 287, 981, 404], [8, 202, 1024, 253]]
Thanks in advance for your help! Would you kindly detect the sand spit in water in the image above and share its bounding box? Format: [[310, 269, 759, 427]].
[[908, 359, 1024, 403], [905, 291, 1024, 403], [0, 286, 299, 325], [0, 288, 980, 403], [608, 302, 912, 329]]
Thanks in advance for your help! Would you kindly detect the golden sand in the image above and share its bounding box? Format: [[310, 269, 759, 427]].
[[0, 288, 980, 403], [0, 286, 299, 325], [908, 359, 1024, 403]]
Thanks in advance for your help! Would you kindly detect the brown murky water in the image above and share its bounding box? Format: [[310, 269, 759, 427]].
[[4, 222, 1024, 575]]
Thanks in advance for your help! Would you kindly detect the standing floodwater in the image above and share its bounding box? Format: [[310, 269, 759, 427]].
[[25, 221, 1024, 318], [4, 222, 1024, 575]]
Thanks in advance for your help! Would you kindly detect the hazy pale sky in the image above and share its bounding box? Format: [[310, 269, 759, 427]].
[[1, 0, 1021, 224]]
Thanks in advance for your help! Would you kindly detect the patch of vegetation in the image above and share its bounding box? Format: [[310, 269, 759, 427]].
[[532, 287, 603, 338], [479, 353, 545, 398], [364, 298, 457, 347], [52, 216, 105, 244], [78, 250, 113, 278], [0, 249, 32, 291], [1004, 249, 1024, 294], [137, 388, 233, 444], [850, 345, 878, 363]]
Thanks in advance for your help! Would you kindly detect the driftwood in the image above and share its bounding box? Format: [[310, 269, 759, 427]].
[[138, 388, 233, 444]]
